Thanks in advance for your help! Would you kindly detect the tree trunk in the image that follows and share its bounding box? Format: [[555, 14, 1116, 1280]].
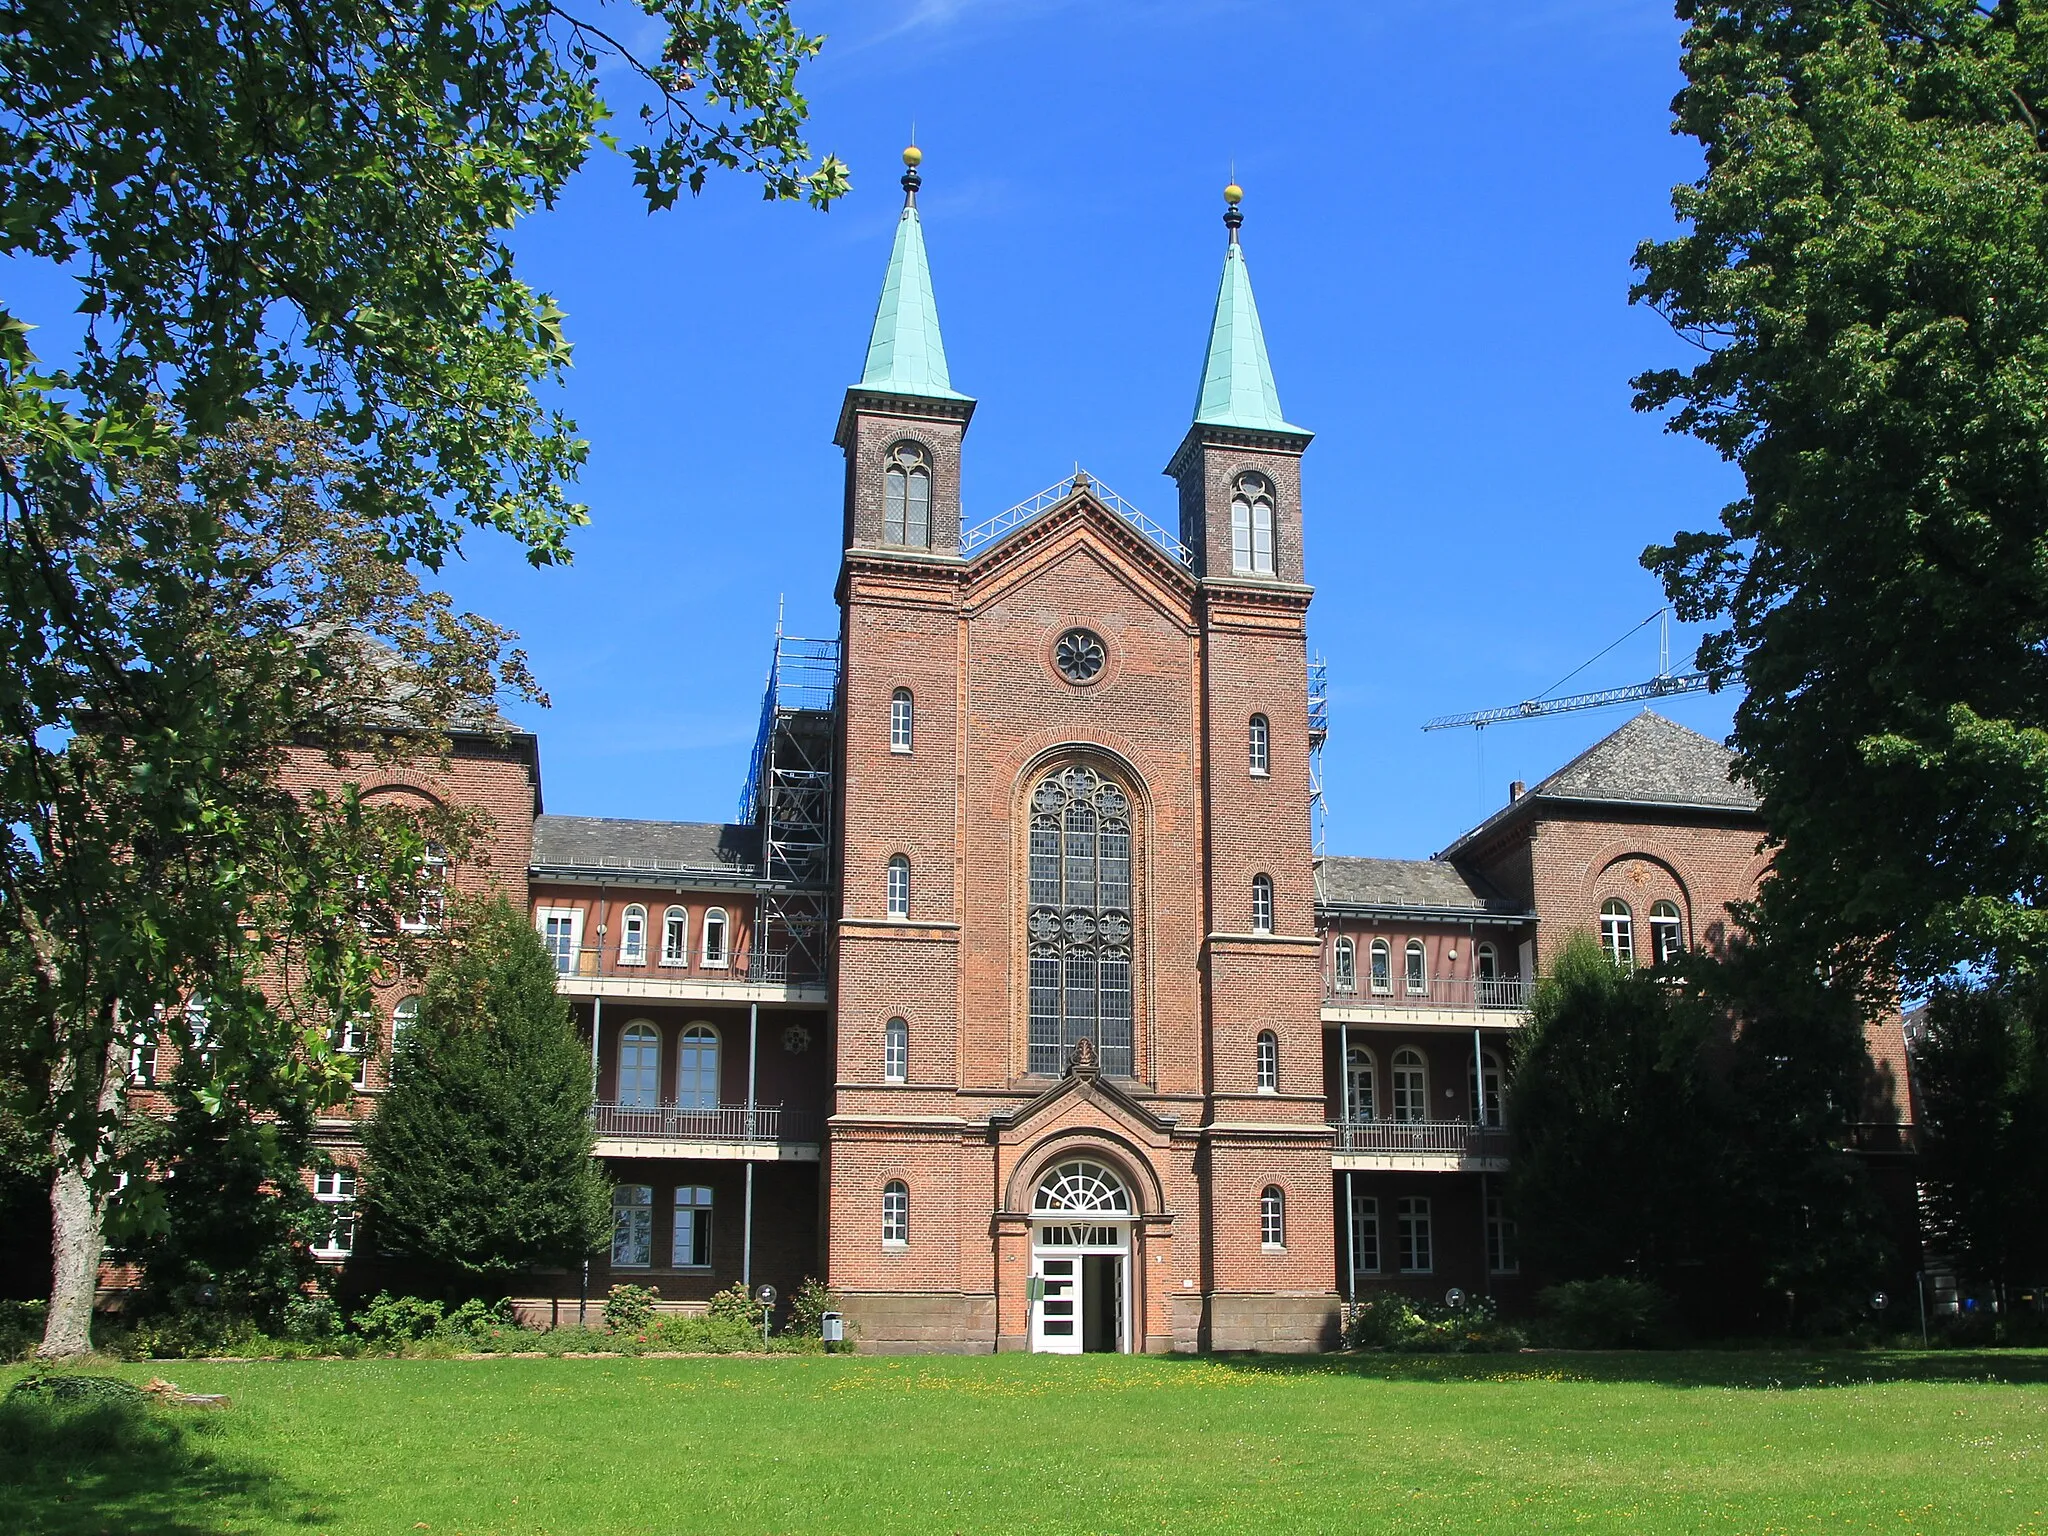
[[38, 1030, 125, 1360]]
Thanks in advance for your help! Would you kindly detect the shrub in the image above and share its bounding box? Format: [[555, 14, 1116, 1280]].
[[0, 1300, 46, 1362], [1342, 1293, 1525, 1354], [1534, 1277, 1674, 1349], [349, 1292, 445, 1345], [787, 1276, 839, 1337], [110, 1310, 264, 1360], [705, 1281, 760, 1328], [6, 1370, 148, 1405], [643, 1314, 772, 1352], [279, 1293, 339, 1343], [602, 1284, 658, 1332]]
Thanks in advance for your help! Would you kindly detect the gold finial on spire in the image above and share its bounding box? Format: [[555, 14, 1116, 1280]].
[[903, 144, 923, 168], [1223, 179, 1243, 244], [901, 143, 922, 206]]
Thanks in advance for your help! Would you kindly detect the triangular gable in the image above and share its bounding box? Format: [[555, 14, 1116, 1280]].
[[962, 490, 1196, 622], [988, 1059, 1178, 1141]]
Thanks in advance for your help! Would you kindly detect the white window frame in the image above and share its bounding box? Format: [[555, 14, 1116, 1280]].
[[675, 1022, 720, 1110], [1649, 900, 1684, 964], [312, 1167, 358, 1258], [1486, 1193, 1518, 1275], [886, 856, 910, 920], [882, 1180, 909, 1247], [537, 907, 584, 975], [1404, 939, 1427, 996], [1392, 1047, 1428, 1124], [390, 996, 420, 1066], [890, 688, 914, 754], [1601, 899, 1635, 967], [884, 1016, 908, 1083], [661, 906, 689, 967], [1469, 1049, 1505, 1128], [1251, 874, 1274, 934], [1260, 1186, 1286, 1251], [1248, 714, 1270, 777], [1255, 1030, 1279, 1093], [618, 904, 648, 966], [702, 907, 729, 969], [618, 1021, 661, 1109], [1350, 1192, 1381, 1277], [399, 845, 448, 934], [1397, 1195, 1433, 1274], [336, 1015, 370, 1088], [1345, 1045, 1376, 1123], [1333, 935, 1356, 994], [673, 1184, 713, 1270], [130, 1035, 158, 1086], [612, 1184, 654, 1268], [1369, 938, 1392, 994]]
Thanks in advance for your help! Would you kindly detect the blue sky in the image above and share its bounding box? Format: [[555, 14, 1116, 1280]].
[[34, 0, 1749, 859]]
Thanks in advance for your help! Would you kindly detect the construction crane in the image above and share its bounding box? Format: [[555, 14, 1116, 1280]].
[[1422, 608, 1712, 732]]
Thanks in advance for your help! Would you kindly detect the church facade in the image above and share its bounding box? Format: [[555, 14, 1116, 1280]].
[[267, 156, 1914, 1353]]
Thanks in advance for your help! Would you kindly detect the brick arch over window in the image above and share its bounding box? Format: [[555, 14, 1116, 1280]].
[[1585, 850, 1693, 940], [1010, 744, 1152, 1083], [1003, 1132, 1166, 1218], [360, 784, 446, 811]]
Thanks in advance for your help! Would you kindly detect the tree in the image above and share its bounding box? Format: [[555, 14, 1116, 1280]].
[[0, 2, 842, 1356], [1914, 981, 2048, 1297], [1633, 2, 2048, 987], [361, 895, 611, 1284]]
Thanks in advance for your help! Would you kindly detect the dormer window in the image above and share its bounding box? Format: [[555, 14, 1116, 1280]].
[[884, 441, 932, 547], [1231, 473, 1275, 576]]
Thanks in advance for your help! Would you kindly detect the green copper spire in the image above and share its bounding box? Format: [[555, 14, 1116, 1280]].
[[1192, 184, 1304, 433], [857, 147, 969, 401]]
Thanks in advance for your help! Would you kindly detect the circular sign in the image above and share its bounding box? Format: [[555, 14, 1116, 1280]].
[[1445, 1287, 1466, 1309], [756, 1284, 778, 1306], [1871, 1291, 1889, 1311]]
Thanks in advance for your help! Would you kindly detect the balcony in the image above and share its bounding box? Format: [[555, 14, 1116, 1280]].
[[551, 946, 826, 1004], [1323, 974, 1532, 1024], [591, 1102, 821, 1161], [1329, 1118, 1510, 1172]]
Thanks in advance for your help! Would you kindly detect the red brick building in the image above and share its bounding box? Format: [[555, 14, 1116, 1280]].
[[264, 161, 1913, 1351]]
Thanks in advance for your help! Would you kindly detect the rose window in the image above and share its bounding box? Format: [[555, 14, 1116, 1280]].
[[1054, 628, 1106, 683]]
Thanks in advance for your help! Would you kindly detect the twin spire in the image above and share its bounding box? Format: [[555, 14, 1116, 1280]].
[[854, 151, 1301, 434]]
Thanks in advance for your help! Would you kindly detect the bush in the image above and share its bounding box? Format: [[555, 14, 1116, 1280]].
[[349, 1291, 445, 1345], [109, 1310, 264, 1360], [705, 1281, 760, 1328], [1342, 1293, 1526, 1354], [602, 1284, 658, 1332], [5, 1370, 148, 1405], [0, 1299, 46, 1362], [787, 1276, 839, 1337], [279, 1293, 339, 1343], [1534, 1277, 1674, 1349]]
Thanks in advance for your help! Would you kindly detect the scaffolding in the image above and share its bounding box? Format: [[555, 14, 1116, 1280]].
[[1308, 651, 1329, 862], [739, 630, 840, 984]]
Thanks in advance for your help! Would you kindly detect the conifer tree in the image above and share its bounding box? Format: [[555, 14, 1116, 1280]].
[[362, 896, 610, 1285]]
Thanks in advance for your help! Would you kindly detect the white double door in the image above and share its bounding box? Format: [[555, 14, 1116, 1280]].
[[1030, 1226, 1129, 1354]]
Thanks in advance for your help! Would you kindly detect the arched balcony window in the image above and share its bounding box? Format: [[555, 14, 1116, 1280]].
[[618, 1023, 660, 1108], [702, 907, 729, 968], [676, 1023, 720, 1110], [1404, 939, 1427, 995], [1392, 1047, 1428, 1124], [662, 906, 689, 966], [1333, 936, 1356, 993], [1345, 1046, 1376, 1123], [1469, 1049, 1505, 1128], [619, 904, 647, 966], [883, 442, 932, 547], [1369, 938, 1391, 994]]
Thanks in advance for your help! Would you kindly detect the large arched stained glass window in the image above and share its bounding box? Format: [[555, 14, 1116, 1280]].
[[1027, 765, 1134, 1078]]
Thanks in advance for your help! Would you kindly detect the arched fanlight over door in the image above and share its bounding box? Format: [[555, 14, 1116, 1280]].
[[1032, 1159, 1133, 1215]]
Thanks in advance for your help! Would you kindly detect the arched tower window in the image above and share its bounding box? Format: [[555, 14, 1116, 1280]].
[[882, 1180, 909, 1245], [890, 688, 914, 753], [1027, 764, 1135, 1078], [1251, 874, 1274, 933], [1231, 473, 1276, 575], [1649, 900, 1683, 964], [1248, 714, 1270, 776], [1260, 1186, 1286, 1249], [883, 441, 932, 547], [884, 1016, 908, 1083], [886, 855, 911, 919], [1600, 899, 1635, 966], [1256, 1029, 1279, 1092]]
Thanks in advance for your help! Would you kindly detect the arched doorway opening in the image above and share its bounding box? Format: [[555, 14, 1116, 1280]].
[[1029, 1159, 1133, 1354]]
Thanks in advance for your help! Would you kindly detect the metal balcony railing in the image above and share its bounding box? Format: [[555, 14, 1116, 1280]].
[[1329, 1119, 1511, 1159], [1323, 974, 1533, 1011], [591, 1102, 819, 1145], [552, 946, 816, 987]]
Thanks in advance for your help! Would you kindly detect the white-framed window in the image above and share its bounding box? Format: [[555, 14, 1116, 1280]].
[[1369, 938, 1391, 994], [1469, 1049, 1505, 1128], [1255, 1029, 1279, 1092], [1350, 1192, 1380, 1276], [884, 1016, 908, 1083], [312, 1167, 358, 1258], [130, 1035, 158, 1086], [335, 1015, 370, 1088], [1251, 874, 1274, 934], [1260, 1185, 1286, 1250], [884, 441, 933, 547], [662, 906, 689, 967], [887, 855, 910, 920], [890, 688, 914, 753], [400, 844, 447, 933], [618, 1022, 660, 1108], [181, 995, 214, 1067], [1248, 714, 1270, 776], [1397, 1195, 1433, 1273], [1404, 939, 1427, 995], [538, 908, 583, 975], [1475, 941, 1503, 1006], [1345, 1045, 1376, 1123], [1486, 1194, 1518, 1275], [676, 1023, 720, 1110], [1392, 1047, 1428, 1124], [673, 1184, 713, 1269], [617, 904, 647, 966], [1333, 936, 1356, 994], [390, 997, 419, 1069], [1230, 472, 1276, 575], [1649, 900, 1684, 964], [702, 907, 729, 968], [882, 1180, 909, 1246], [1600, 899, 1634, 967], [612, 1184, 653, 1268]]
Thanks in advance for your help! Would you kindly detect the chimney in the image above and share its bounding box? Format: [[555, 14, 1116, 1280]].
[[1508, 780, 1525, 803]]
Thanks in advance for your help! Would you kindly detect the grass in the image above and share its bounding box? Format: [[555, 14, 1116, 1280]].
[[3, 1350, 2045, 1534]]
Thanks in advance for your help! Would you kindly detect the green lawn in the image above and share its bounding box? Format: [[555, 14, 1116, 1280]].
[[4, 1351, 2046, 1535]]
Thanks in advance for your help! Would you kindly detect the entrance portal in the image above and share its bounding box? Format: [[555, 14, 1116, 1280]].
[[1027, 1160, 1134, 1354]]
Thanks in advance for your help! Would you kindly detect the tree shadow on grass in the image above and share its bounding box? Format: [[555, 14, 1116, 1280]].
[[0, 1393, 326, 1535], [1194, 1348, 2048, 1391]]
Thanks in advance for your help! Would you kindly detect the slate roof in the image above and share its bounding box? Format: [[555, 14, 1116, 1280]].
[[1317, 856, 1523, 916], [1440, 711, 1756, 860], [529, 815, 760, 878]]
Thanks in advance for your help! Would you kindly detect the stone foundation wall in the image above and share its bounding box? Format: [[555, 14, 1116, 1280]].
[[841, 1291, 997, 1354], [1206, 1292, 1341, 1352]]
